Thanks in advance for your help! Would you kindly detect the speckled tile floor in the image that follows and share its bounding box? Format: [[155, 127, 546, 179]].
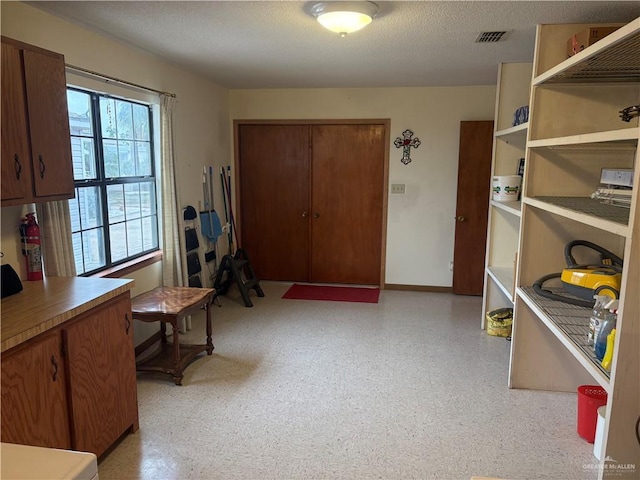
[[98, 282, 598, 480]]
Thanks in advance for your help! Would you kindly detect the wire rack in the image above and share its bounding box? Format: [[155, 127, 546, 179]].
[[545, 31, 640, 83], [520, 286, 609, 378], [535, 196, 631, 225]]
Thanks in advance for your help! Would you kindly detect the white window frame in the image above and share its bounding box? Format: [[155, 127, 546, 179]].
[[66, 80, 161, 276]]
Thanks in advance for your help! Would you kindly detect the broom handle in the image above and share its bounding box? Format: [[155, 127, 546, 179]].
[[220, 167, 233, 253], [208, 165, 215, 239], [224, 167, 239, 251], [202, 165, 209, 210]]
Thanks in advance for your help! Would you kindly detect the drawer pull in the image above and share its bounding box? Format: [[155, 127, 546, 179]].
[[125, 313, 131, 335], [14, 154, 22, 180], [51, 355, 58, 382], [38, 155, 46, 179]]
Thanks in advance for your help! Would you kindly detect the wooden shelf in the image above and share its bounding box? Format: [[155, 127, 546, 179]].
[[495, 123, 528, 149], [136, 342, 210, 378], [528, 128, 639, 149], [487, 266, 515, 302], [514, 18, 640, 475], [517, 286, 610, 390], [533, 18, 640, 85], [524, 196, 631, 236], [491, 199, 522, 217], [482, 62, 532, 328]]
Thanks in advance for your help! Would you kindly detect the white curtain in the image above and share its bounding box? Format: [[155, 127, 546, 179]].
[[35, 201, 77, 277], [160, 94, 184, 287]]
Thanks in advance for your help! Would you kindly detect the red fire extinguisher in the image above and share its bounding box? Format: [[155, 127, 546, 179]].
[[20, 212, 43, 281]]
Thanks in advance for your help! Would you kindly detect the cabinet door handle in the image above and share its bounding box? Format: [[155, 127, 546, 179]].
[[302, 211, 308, 218], [313, 212, 320, 219], [51, 355, 58, 382], [38, 155, 46, 179], [14, 154, 22, 180], [125, 313, 131, 335]]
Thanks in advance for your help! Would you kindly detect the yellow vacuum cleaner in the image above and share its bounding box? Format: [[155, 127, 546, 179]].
[[533, 240, 623, 308]]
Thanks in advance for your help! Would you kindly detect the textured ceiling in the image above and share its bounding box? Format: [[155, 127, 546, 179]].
[[30, 1, 640, 89]]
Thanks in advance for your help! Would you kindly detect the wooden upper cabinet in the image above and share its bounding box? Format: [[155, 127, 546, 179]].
[[1, 42, 32, 202], [23, 49, 74, 199], [1, 37, 74, 206], [1, 331, 71, 450]]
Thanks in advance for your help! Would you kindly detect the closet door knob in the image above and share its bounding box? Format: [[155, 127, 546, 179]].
[[455, 216, 466, 222], [302, 212, 308, 218], [313, 213, 320, 219]]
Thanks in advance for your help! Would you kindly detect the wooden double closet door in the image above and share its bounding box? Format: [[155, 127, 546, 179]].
[[236, 121, 388, 285]]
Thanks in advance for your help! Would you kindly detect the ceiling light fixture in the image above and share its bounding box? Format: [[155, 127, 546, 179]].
[[311, 1, 379, 37]]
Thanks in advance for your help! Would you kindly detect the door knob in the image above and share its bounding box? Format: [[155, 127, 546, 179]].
[[313, 213, 320, 219], [455, 216, 466, 222], [302, 211, 308, 218]]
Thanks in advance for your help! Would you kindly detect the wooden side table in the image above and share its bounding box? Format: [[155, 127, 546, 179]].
[[132, 286, 215, 385]]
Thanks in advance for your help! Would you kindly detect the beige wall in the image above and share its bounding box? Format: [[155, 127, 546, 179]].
[[230, 86, 496, 286], [1, 2, 227, 341], [1, 2, 497, 292], [1, 2, 230, 285]]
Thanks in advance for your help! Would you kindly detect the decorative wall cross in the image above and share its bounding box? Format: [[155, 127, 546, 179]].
[[394, 129, 421, 165]]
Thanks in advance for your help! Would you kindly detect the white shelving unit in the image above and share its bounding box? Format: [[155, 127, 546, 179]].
[[481, 62, 532, 326], [509, 19, 640, 478]]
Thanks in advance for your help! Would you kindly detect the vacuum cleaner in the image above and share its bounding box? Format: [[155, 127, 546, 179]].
[[532, 240, 623, 308]]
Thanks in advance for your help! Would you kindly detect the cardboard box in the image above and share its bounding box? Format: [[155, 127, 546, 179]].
[[567, 26, 621, 57]]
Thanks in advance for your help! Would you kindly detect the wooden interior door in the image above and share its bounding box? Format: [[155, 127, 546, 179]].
[[310, 124, 385, 285], [238, 124, 311, 281], [452, 120, 494, 295]]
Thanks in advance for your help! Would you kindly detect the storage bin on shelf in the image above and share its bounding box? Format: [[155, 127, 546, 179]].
[[492, 175, 521, 202]]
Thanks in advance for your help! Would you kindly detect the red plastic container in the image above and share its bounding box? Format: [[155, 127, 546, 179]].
[[577, 385, 608, 443]]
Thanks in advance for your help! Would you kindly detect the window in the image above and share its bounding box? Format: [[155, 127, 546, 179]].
[[67, 87, 159, 275]]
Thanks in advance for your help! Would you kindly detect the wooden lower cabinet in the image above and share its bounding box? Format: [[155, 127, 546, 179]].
[[1, 331, 71, 449], [0, 292, 138, 457], [64, 294, 138, 456]]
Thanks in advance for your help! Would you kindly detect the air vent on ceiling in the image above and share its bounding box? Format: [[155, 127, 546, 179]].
[[475, 31, 510, 43]]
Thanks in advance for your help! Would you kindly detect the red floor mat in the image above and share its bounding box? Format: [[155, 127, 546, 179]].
[[282, 284, 380, 303]]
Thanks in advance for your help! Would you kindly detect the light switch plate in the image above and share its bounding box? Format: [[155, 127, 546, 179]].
[[391, 183, 406, 194]]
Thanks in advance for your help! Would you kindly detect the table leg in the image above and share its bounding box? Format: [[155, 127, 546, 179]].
[[205, 301, 214, 355], [171, 320, 182, 385], [160, 321, 167, 344]]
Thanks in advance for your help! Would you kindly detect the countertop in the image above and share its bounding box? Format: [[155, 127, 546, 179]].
[[0, 442, 98, 480], [1, 276, 134, 353]]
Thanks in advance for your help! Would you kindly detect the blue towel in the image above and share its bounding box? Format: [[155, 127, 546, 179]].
[[200, 210, 223, 242]]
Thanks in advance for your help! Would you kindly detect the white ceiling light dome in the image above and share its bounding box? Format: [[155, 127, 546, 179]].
[[311, 1, 379, 37]]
